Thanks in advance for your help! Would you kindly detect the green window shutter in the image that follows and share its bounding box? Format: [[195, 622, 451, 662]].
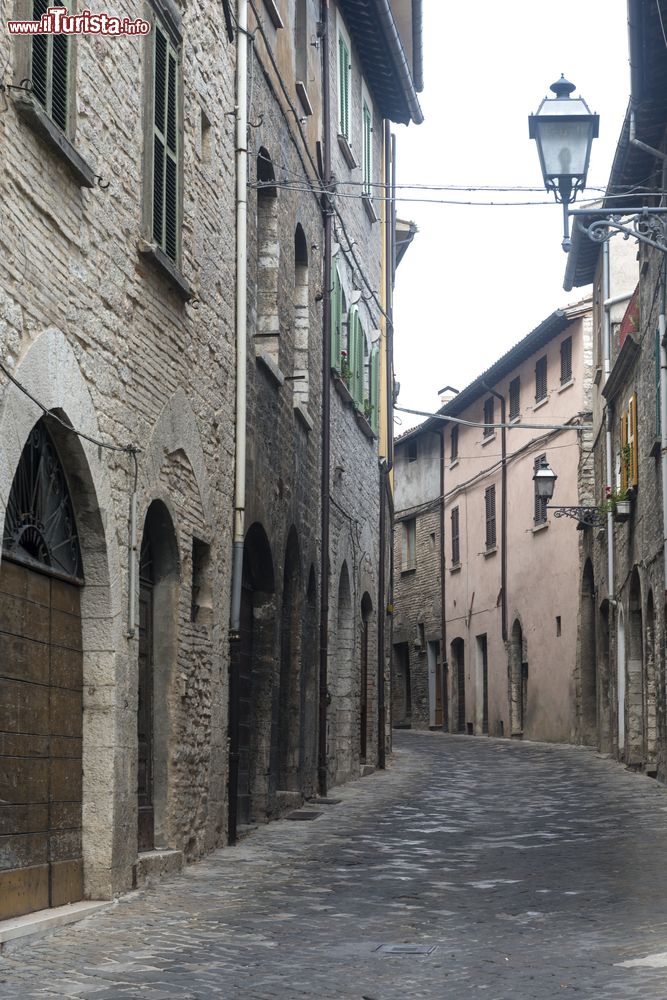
[[153, 24, 180, 262], [338, 35, 350, 139], [657, 329, 662, 439], [363, 102, 372, 196], [331, 265, 341, 372], [32, 0, 68, 131], [351, 311, 364, 406], [369, 345, 380, 432]]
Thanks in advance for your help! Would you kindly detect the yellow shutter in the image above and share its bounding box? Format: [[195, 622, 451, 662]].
[[629, 393, 638, 487], [620, 410, 628, 492]]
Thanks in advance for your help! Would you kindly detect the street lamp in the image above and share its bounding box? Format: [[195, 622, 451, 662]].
[[528, 76, 599, 252], [533, 457, 602, 527], [530, 80, 667, 255]]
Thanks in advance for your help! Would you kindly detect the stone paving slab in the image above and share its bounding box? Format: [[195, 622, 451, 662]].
[[3, 733, 667, 998]]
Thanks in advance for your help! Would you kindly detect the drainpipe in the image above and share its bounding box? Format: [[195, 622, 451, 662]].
[[602, 242, 615, 604], [318, 0, 332, 798], [438, 428, 448, 730], [227, 0, 249, 845], [483, 383, 507, 642]]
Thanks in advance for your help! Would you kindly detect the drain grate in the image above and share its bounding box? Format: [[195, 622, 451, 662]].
[[286, 810, 322, 821], [375, 944, 438, 956]]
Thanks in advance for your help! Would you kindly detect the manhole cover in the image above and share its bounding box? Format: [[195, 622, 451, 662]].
[[375, 944, 438, 955], [286, 810, 322, 821]]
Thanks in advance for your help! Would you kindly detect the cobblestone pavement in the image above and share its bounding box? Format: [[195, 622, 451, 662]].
[[4, 732, 667, 999]]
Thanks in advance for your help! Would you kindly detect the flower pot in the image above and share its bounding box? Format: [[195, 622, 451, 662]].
[[613, 500, 631, 522]]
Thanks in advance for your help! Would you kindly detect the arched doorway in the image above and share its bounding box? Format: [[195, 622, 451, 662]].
[[617, 603, 626, 753], [0, 418, 84, 919], [331, 562, 353, 783], [451, 637, 466, 733], [645, 590, 657, 766], [627, 570, 644, 764], [277, 528, 302, 792], [510, 619, 526, 736], [360, 593, 373, 762], [137, 501, 180, 852], [235, 523, 275, 826], [298, 566, 318, 796], [580, 560, 597, 743]]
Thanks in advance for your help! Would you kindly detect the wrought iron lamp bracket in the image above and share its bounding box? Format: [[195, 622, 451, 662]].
[[571, 207, 667, 255], [547, 505, 602, 527]]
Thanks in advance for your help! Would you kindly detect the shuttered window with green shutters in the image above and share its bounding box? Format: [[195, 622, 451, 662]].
[[338, 33, 351, 141], [32, 0, 69, 132], [362, 100, 372, 198], [348, 308, 365, 407], [368, 345, 380, 433], [152, 22, 181, 263], [331, 264, 343, 373]]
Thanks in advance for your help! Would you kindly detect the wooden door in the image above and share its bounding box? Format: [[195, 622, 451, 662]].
[[137, 583, 154, 851], [456, 645, 466, 733], [236, 584, 253, 826], [360, 619, 368, 762], [0, 559, 83, 920], [433, 642, 443, 728]]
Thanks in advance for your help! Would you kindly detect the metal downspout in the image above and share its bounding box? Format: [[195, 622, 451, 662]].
[[318, 0, 332, 798], [438, 428, 448, 730], [602, 243, 615, 604], [227, 0, 248, 846], [483, 383, 507, 642]]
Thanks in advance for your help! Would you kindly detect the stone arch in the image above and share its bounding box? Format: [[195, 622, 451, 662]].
[[645, 589, 657, 765], [451, 636, 466, 733], [627, 569, 644, 764], [0, 329, 124, 902], [299, 564, 319, 796], [293, 224, 310, 407], [276, 527, 302, 792], [256, 148, 279, 364], [239, 521, 276, 822], [509, 618, 526, 736], [580, 559, 597, 743], [331, 561, 354, 784], [360, 592, 373, 762], [137, 499, 180, 854]]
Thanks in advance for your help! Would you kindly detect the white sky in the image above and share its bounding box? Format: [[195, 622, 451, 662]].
[[392, 0, 630, 432]]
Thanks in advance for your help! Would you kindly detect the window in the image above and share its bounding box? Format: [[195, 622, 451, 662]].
[[450, 425, 458, 463], [295, 0, 307, 85], [535, 355, 547, 403], [484, 485, 496, 550], [293, 225, 309, 406], [191, 538, 212, 625], [560, 336, 573, 384], [620, 393, 639, 490], [362, 98, 373, 198], [483, 397, 494, 437], [509, 377, 520, 421], [256, 149, 279, 362], [331, 262, 344, 373], [368, 344, 380, 433], [151, 19, 182, 263], [347, 307, 365, 407], [402, 519, 416, 571], [534, 454, 548, 524], [451, 506, 460, 565], [407, 439, 418, 463], [31, 0, 69, 131], [337, 30, 351, 143]]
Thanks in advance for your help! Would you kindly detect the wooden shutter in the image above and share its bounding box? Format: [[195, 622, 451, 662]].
[[32, 0, 68, 131], [535, 356, 547, 401], [369, 345, 379, 432], [560, 337, 572, 384], [620, 408, 628, 492], [451, 506, 460, 565], [363, 102, 372, 196], [331, 265, 341, 372], [628, 393, 638, 487], [338, 35, 350, 139], [485, 485, 496, 549], [153, 24, 180, 262], [350, 311, 364, 406], [533, 454, 547, 524]]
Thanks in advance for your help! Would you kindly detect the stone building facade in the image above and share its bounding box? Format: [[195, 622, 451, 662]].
[[0, 0, 423, 923], [561, 0, 667, 776], [393, 304, 596, 743]]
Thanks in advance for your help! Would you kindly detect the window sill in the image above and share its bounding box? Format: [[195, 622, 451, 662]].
[[483, 546, 497, 558], [481, 432, 496, 446], [362, 194, 378, 223], [332, 371, 354, 405], [294, 402, 313, 432], [295, 81, 313, 117], [532, 521, 549, 534], [337, 133, 357, 169], [262, 0, 284, 28], [449, 563, 461, 574], [137, 240, 193, 301], [650, 436, 661, 459], [355, 409, 377, 439], [533, 396, 549, 411], [558, 378, 575, 393], [449, 458, 459, 470], [256, 351, 285, 387], [14, 93, 96, 188], [509, 415, 521, 425], [401, 567, 417, 576]]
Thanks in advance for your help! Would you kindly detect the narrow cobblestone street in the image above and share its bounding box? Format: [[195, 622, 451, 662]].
[[4, 732, 667, 999]]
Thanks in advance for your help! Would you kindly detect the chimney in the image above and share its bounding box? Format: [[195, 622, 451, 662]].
[[438, 384, 459, 408]]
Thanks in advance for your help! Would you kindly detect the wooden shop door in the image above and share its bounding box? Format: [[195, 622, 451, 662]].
[[0, 559, 83, 921], [137, 582, 155, 851]]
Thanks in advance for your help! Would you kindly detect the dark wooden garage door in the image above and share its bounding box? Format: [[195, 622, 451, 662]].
[[0, 559, 83, 921]]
